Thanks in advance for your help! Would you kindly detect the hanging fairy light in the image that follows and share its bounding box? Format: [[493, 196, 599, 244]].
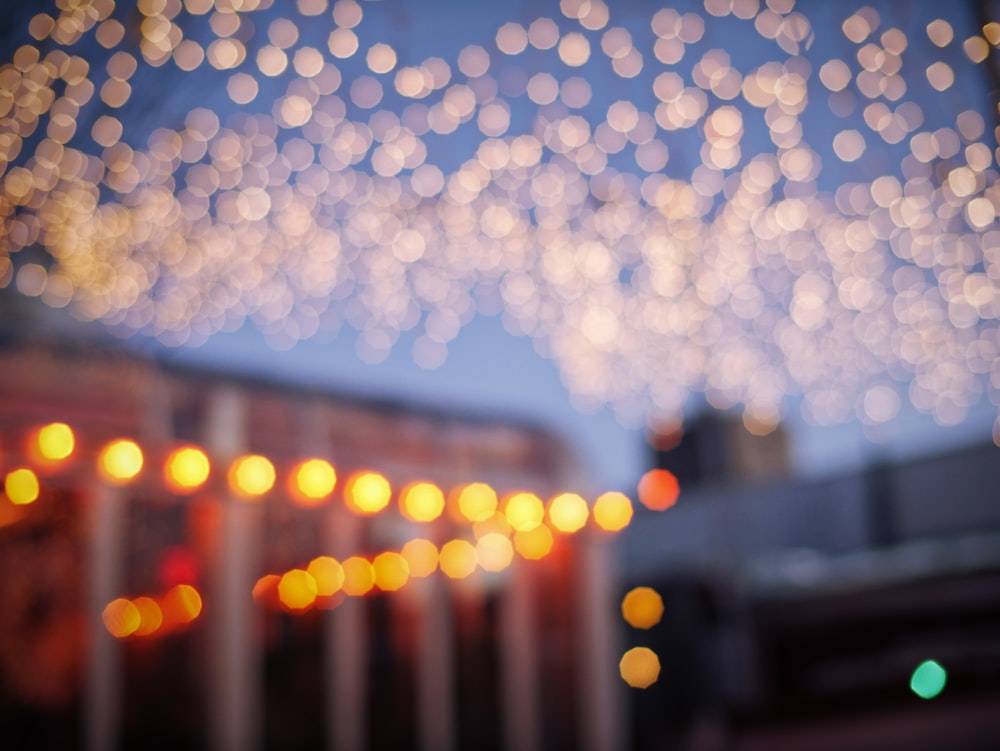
[[0, 0, 998, 436]]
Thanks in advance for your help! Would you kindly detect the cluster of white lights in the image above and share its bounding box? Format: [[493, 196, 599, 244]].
[[1, 0, 998, 434]]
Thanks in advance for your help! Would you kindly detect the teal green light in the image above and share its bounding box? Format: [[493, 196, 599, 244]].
[[910, 660, 947, 699]]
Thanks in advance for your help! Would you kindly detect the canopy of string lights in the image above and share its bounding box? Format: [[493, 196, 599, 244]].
[[1, 0, 999, 434]]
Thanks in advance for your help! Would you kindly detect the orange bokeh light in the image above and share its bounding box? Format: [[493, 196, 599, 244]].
[[103, 597, 141, 638], [593, 491, 633, 532], [98, 439, 144, 484], [513, 524, 554, 560], [228, 454, 275, 498], [503, 491, 544, 532], [619, 646, 661, 688], [438, 539, 478, 579], [161, 584, 202, 625], [456, 482, 498, 522], [400, 538, 438, 578], [278, 569, 318, 611], [373, 551, 410, 591], [400, 481, 445, 522], [547, 492, 589, 533], [307, 556, 344, 596], [132, 596, 164, 636], [164, 445, 211, 493], [341, 556, 375, 596], [252, 574, 282, 608], [621, 586, 664, 630], [637, 469, 680, 511], [290, 458, 337, 507], [4, 467, 39, 505], [345, 471, 391, 515]]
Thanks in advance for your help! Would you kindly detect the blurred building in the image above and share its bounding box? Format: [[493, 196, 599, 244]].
[[623, 415, 1000, 751], [0, 325, 625, 751]]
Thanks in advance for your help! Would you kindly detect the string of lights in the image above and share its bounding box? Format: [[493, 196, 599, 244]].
[[1, 419, 671, 642], [0, 0, 997, 435]]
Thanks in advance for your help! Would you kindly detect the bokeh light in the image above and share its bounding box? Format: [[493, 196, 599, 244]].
[[228, 454, 276, 498], [475, 532, 515, 572], [307, 555, 344, 597], [161, 584, 203, 625], [503, 491, 545, 532], [278, 568, 318, 611], [400, 481, 445, 522], [438, 538, 478, 579], [164, 445, 211, 493], [401, 537, 439, 577], [290, 458, 337, 506], [0, 2, 998, 442], [4, 467, 40, 505], [547, 492, 589, 533], [341, 555, 376, 596], [910, 659, 947, 699], [619, 646, 661, 688], [32, 422, 75, 463], [637, 469, 680, 511], [98, 439, 144, 484], [103, 598, 141, 638], [372, 551, 410, 591], [456, 482, 498, 522], [513, 524, 554, 560], [345, 471, 391, 515], [132, 596, 163, 636], [592, 491, 633, 532], [621, 586, 664, 629]]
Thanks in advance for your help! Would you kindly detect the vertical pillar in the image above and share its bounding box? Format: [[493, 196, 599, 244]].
[[576, 534, 624, 751], [204, 387, 261, 751], [84, 483, 126, 751], [500, 560, 541, 751], [416, 574, 456, 751], [324, 509, 367, 751]]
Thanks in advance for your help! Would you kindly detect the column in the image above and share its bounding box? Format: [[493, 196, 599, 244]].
[[500, 559, 541, 751], [204, 387, 261, 751], [84, 483, 126, 751]]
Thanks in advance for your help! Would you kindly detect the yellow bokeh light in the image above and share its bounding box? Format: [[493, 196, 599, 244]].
[[475, 532, 514, 572], [400, 481, 445, 522], [456, 482, 498, 522], [278, 568, 318, 611], [401, 538, 438, 577], [345, 471, 391, 515], [593, 491, 633, 532], [503, 491, 544, 532], [438, 539, 478, 579], [132, 596, 163, 636], [228, 454, 275, 498], [547, 492, 589, 533], [33, 422, 74, 463], [621, 586, 664, 630], [307, 556, 344, 597], [619, 646, 661, 688], [5, 468, 40, 505], [341, 556, 375, 596], [513, 524, 554, 560], [164, 445, 210, 493], [103, 598, 141, 638], [290, 458, 337, 506], [373, 551, 410, 591], [98, 439, 144, 484]]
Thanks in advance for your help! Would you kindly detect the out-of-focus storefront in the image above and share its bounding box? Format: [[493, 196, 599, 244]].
[[0, 335, 630, 751]]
